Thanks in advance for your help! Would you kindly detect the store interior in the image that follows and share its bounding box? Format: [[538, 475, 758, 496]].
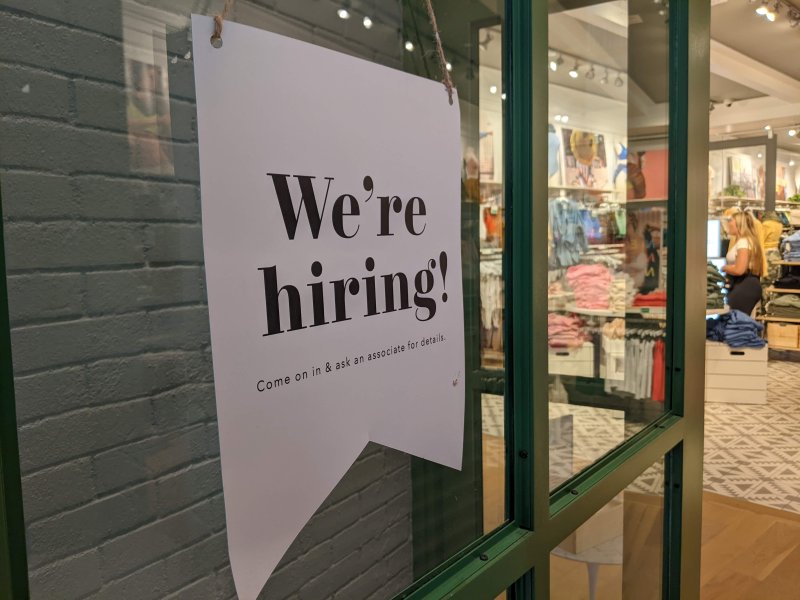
[[472, 1, 800, 597]]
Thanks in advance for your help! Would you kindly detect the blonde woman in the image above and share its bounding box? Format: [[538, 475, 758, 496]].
[[722, 210, 765, 315]]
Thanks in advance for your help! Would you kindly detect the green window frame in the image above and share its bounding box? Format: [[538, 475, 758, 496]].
[[0, 1, 710, 598]]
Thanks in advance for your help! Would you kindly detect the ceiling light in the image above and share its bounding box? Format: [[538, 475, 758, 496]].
[[404, 40, 414, 52], [337, 8, 351, 19], [362, 15, 373, 29], [764, 125, 772, 131], [614, 73, 624, 87], [789, 129, 798, 137], [489, 85, 497, 94], [585, 65, 596, 80], [756, 0, 769, 15], [790, 160, 796, 166], [561, 115, 569, 123], [709, 101, 716, 112], [600, 70, 609, 84], [766, 9, 776, 20], [757, 152, 763, 158], [501, 93, 507, 100], [550, 55, 563, 72], [568, 63, 579, 78], [446, 61, 452, 72], [554, 114, 563, 122]]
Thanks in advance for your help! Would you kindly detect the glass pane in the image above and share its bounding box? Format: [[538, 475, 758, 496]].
[[551, 458, 665, 600], [548, 0, 670, 487], [0, 1, 507, 598]]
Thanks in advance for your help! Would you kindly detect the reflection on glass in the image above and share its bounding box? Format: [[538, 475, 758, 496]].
[[478, 23, 506, 369], [123, 2, 179, 175], [482, 393, 507, 533], [551, 458, 664, 600], [548, 0, 670, 488]]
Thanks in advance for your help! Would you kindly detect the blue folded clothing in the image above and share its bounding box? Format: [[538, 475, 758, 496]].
[[706, 309, 766, 348]]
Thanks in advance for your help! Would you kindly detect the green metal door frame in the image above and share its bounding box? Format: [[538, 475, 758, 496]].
[[0, 1, 709, 598]]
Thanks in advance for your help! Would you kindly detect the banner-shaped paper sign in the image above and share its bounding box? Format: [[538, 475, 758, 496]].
[[192, 15, 465, 600]]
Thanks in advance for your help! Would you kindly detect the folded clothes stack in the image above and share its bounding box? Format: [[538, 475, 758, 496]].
[[548, 280, 574, 310], [706, 309, 766, 348], [707, 262, 726, 309], [548, 313, 589, 348], [782, 231, 800, 262], [632, 289, 667, 307], [766, 293, 800, 319], [610, 273, 636, 312], [773, 273, 800, 290], [565, 264, 612, 309]]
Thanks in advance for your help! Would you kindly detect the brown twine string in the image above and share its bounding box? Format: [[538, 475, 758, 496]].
[[211, 0, 236, 47], [423, 0, 455, 105]]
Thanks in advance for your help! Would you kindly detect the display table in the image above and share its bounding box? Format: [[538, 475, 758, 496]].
[[705, 340, 768, 404]]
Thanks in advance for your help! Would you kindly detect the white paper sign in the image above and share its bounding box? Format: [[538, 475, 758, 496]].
[[192, 15, 465, 600]]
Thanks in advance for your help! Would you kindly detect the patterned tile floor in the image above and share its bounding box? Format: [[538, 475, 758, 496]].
[[482, 358, 800, 513], [704, 357, 800, 513]]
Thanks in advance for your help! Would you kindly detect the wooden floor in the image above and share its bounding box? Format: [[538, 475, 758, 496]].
[[700, 492, 800, 600], [481, 434, 800, 599]]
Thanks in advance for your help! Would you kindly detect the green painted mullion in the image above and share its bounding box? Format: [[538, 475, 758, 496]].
[[669, 0, 710, 598], [506, 0, 535, 534], [0, 182, 29, 599]]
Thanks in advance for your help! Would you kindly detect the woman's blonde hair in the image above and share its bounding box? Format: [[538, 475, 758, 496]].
[[729, 210, 764, 277]]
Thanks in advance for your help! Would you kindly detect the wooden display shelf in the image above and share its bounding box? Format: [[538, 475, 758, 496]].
[[758, 316, 800, 324], [777, 261, 800, 266], [766, 287, 800, 294], [768, 344, 800, 351]]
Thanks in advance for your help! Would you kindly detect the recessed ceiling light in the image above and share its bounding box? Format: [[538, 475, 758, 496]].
[[554, 114, 563, 122], [789, 129, 798, 137], [501, 93, 507, 100], [764, 125, 772, 131], [404, 40, 414, 52], [790, 160, 796, 166], [337, 8, 350, 19], [489, 85, 497, 94], [362, 15, 373, 29]]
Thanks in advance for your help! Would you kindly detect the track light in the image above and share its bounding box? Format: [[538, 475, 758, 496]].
[[789, 129, 798, 137], [362, 15, 373, 29], [765, 125, 772, 131], [600, 70, 609, 84], [585, 65, 595, 80], [404, 40, 414, 52], [337, 8, 350, 19], [614, 73, 624, 87], [446, 61, 452, 72], [791, 160, 797, 167], [550, 55, 563, 72], [489, 85, 497, 95], [568, 62, 579, 78]]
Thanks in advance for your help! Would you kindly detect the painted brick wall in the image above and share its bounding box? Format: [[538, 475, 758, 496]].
[[0, 2, 413, 598]]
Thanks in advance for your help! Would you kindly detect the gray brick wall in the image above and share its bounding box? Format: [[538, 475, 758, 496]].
[[0, 2, 413, 598]]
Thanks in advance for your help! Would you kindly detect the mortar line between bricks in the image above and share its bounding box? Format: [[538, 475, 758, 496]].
[[18, 382, 213, 432], [25, 457, 218, 529], [1, 113, 199, 145], [0, 7, 133, 45], [23, 426, 218, 520], [11, 300, 208, 329], [93, 492, 225, 581], [6, 262, 207, 277], [7, 217, 202, 225], [0, 164, 201, 185], [13, 347, 209, 383], [20, 417, 221, 481], [0, 167, 200, 189]]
